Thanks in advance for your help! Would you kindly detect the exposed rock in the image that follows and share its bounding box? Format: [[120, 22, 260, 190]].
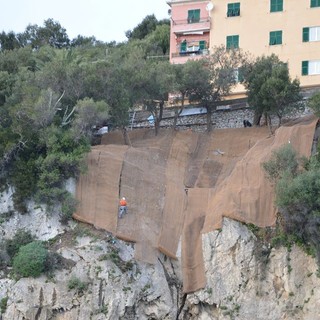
[[1, 203, 320, 319]]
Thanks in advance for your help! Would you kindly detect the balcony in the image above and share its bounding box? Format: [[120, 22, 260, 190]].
[[171, 17, 211, 35], [172, 48, 209, 58]]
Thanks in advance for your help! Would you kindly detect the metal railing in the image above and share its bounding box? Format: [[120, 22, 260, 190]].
[[172, 17, 211, 26]]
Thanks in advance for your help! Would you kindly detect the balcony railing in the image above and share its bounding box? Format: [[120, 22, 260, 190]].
[[172, 49, 210, 58], [172, 17, 211, 26], [171, 17, 211, 35]]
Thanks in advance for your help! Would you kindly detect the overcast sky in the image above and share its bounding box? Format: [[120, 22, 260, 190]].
[[0, 0, 170, 43]]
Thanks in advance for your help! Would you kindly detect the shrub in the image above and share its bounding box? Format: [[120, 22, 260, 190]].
[[60, 192, 78, 224], [262, 144, 299, 183], [0, 296, 8, 314], [5, 229, 34, 260], [13, 241, 48, 278], [67, 276, 88, 294]]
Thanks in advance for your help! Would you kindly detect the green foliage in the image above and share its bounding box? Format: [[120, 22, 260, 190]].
[[126, 15, 169, 41], [0, 296, 8, 314], [308, 91, 320, 117], [60, 193, 78, 224], [13, 241, 48, 278], [262, 144, 299, 182], [67, 276, 88, 294], [245, 54, 303, 126], [263, 144, 320, 264], [5, 229, 34, 260]]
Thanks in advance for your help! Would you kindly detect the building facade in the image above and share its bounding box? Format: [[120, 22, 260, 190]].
[[167, 0, 320, 97]]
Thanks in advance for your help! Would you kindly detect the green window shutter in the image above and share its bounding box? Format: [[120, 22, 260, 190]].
[[188, 9, 200, 23], [226, 35, 239, 49], [303, 27, 310, 42], [277, 31, 282, 44], [302, 61, 309, 75], [270, 0, 283, 12], [199, 40, 206, 50], [227, 3, 233, 16], [311, 0, 320, 7], [180, 41, 187, 52], [269, 31, 282, 45], [234, 2, 240, 15], [227, 3, 240, 17], [194, 9, 200, 21]]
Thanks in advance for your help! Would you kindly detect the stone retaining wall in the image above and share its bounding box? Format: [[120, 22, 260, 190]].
[[134, 107, 312, 132]]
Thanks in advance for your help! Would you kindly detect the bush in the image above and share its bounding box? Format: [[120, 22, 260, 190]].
[[0, 296, 8, 314], [60, 192, 78, 224], [5, 229, 34, 260], [67, 276, 88, 294], [262, 144, 299, 182], [308, 92, 320, 117], [13, 241, 48, 278]]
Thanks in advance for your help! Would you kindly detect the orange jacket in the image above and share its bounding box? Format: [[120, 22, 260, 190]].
[[120, 199, 127, 206]]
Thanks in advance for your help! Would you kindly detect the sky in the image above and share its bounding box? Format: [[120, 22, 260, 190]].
[[0, 0, 170, 43]]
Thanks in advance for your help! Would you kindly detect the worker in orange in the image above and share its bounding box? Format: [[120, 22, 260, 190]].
[[118, 197, 127, 218]]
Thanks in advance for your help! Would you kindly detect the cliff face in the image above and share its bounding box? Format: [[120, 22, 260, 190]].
[[1, 209, 320, 320], [1, 117, 320, 319]]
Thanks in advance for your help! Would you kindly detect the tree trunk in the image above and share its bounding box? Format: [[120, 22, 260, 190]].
[[173, 94, 185, 130], [154, 100, 165, 136], [267, 115, 273, 135], [122, 127, 131, 146], [253, 111, 262, 126]]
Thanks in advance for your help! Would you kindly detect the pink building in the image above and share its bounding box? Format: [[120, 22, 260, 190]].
[[167, 0, 212, 64]]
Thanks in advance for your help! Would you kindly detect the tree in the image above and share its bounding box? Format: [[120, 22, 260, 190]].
[[245, 54, 303, 130], [126, 15, 159, 40], [263, 144, 320, 264], [0, 31, 21, 51], [145, 24, 170, 56], [189, 45, 247, 132], [171, 60, 206, 128], [308, 91, 320, 116], [70, 98, 109, 140], [21, 19, 70, 49], [136, 60, 175, 135]]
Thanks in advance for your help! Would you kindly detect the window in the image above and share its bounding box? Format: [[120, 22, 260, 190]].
[[311, 0, 320, 7], [270, 0, 283, 12], [188, 9, 200, 23], [199, 40, 206, 50], [226, 35, 239, 49], [180, 41, 187, 52], [302, 60, 320, 75], [269, 31, 282, 45], [303, 27, 320, 42], [227, 3, 240, 17]]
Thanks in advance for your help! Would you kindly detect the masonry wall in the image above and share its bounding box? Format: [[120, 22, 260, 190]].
[[134, 107, 312, 133]]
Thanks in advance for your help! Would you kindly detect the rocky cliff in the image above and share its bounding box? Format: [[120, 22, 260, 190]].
[[1, 201, 320, 319]]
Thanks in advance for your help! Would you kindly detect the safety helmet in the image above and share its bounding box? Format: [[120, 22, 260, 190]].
[[122, 197, 126, 200]]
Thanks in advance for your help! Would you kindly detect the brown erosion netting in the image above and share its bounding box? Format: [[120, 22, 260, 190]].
[[157, 131, 198, 259], [74, 145, 129, 234], [74, 116, 318, 293], [182, 188, 208, 293], [202, 115, 318, 233], [116, 142, 171, 263]]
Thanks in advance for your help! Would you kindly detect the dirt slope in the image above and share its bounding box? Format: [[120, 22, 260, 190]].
[[74, 115, 318, 293]]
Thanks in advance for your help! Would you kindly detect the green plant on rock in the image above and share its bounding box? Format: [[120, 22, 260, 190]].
[[0, 296, 8, 314], [5, 229, 34, 260], [13, 241, 48, 278], [67, 276, 88, 295]]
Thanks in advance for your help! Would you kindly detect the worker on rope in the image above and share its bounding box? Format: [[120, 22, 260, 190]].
[[118, 197, 127, 219]]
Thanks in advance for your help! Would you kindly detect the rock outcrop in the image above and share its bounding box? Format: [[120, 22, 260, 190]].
[[1, 214, 320, 320]]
